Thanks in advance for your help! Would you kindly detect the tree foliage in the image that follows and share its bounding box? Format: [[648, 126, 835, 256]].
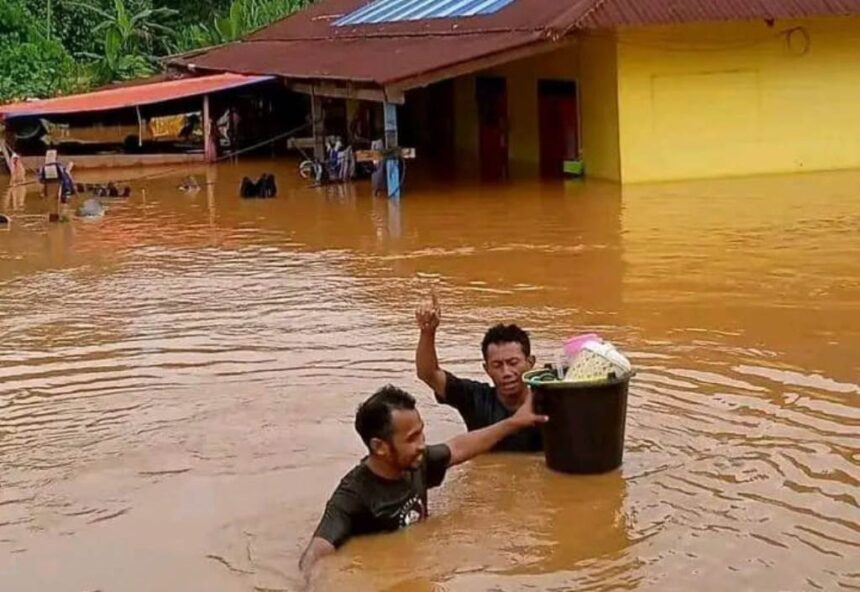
[[173, 0, 310, 52], [72, 0, 177, 84], [0, 0, 312, 103], [0, 0, 79, 101]]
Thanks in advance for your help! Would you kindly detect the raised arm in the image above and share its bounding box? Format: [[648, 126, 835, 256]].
[[415, 288, 447, 398], [445, 389, 547, 466]]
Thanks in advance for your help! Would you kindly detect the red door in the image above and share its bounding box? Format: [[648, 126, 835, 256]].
[[476, 77, 509, 181], [538, 80, 579, 179]]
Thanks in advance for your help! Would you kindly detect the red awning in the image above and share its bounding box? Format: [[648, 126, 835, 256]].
[[0, 73, 273, 120]]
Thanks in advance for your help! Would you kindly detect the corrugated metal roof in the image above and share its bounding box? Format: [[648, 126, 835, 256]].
[[577, 0, 860, 28], [0, 74, 273, 120], [335, 0, 517, 25], [176, 0, 587, 88], [237, 0, 859, 41], [244, 0, 591, 41], [173, 0, 860, 91], [184, 32, 544, 86]]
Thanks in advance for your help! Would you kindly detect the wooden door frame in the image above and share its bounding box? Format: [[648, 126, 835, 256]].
[[537, 78, 582, 177]]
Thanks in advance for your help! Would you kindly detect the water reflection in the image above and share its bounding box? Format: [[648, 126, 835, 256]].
[[3, 182, 28, 211], [317, 460, 633, 592], [0, 161, 857, 592]]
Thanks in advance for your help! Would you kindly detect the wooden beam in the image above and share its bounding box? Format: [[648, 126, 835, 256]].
[[286, 137, 316, 150], [389, 37, 576, 93], [289, 82, 405, 105], [20, 153, 205, 170], [355, 147, 415, 162]]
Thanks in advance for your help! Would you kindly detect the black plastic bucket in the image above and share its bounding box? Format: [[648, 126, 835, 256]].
[[526, 370, 631, 474]]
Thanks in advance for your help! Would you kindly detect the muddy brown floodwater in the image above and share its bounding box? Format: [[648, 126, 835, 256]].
[[1, 160, 858, 592]]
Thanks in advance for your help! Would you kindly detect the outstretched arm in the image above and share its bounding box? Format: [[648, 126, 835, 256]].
[[445, 390, 547, 466], [299, 537, 335, 582], [415, 288, 447, 397], [299, 493, 357, 583]]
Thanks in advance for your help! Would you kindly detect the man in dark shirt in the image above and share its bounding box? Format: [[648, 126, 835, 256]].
[[415, 290, 542, 452], [299, 385, 547, 580]]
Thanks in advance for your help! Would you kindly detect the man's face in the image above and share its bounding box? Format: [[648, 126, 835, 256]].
[[382, 409, 427, 471], [483, 342, 535, 408]]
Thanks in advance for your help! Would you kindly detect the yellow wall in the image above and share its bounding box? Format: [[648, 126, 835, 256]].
[[616, 17, 860, 182], [452, 38, 621, 181], [578, 35, 622, 181]]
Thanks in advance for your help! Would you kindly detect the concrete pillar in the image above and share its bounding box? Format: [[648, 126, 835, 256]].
[[384, 102, 400, 199], [311, 95, 325, 162]]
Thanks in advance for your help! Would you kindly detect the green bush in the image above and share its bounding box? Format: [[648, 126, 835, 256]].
[[173, 0, 310, 52], [0, 0, 79, 102], [72, 0, 178, 84]]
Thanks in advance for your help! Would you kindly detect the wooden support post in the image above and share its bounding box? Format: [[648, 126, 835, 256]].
[[46, 181, 62, 222], [0, 138, 12, 173], [135, 106, 144, 148], [203, 94, 215, 163], [311, 94, 326, 162], [384, 102, 400, 200]]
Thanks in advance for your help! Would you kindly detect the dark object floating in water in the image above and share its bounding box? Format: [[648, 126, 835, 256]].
[[261, 174, 277, 198], [86, 183, 131, 198], [240, 174, 277, 199], [240, 177, 256, 198]]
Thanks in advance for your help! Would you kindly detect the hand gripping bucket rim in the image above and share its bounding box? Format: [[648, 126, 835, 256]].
[[524, 368, 635, 389]]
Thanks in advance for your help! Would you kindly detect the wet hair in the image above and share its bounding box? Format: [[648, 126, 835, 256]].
[[481, 323, 531, 360], [355, 385, 417, 448]]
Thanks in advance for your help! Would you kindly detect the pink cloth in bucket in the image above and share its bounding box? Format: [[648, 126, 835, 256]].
[[564, 333, 601, 356]]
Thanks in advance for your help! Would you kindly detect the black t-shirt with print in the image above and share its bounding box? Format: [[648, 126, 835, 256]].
[[313, 444, 452, 548], [438, 371, 543, 453]]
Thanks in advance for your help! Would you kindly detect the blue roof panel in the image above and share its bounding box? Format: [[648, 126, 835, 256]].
[[335, 0, 517, 25]]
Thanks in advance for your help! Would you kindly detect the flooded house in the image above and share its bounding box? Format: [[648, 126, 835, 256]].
[[0, 73, 301, 171], [169, 0, 860, 184]]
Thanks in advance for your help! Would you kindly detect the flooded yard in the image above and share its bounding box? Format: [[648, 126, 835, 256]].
[[1, 161, 858, 591]]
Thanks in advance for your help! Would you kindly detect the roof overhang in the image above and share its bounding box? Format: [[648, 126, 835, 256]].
[[0, 73, 273, 121]]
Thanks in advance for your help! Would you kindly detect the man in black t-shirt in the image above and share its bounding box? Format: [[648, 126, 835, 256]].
[[415, 290, 543, 452], [299, 385, 547, 580]]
